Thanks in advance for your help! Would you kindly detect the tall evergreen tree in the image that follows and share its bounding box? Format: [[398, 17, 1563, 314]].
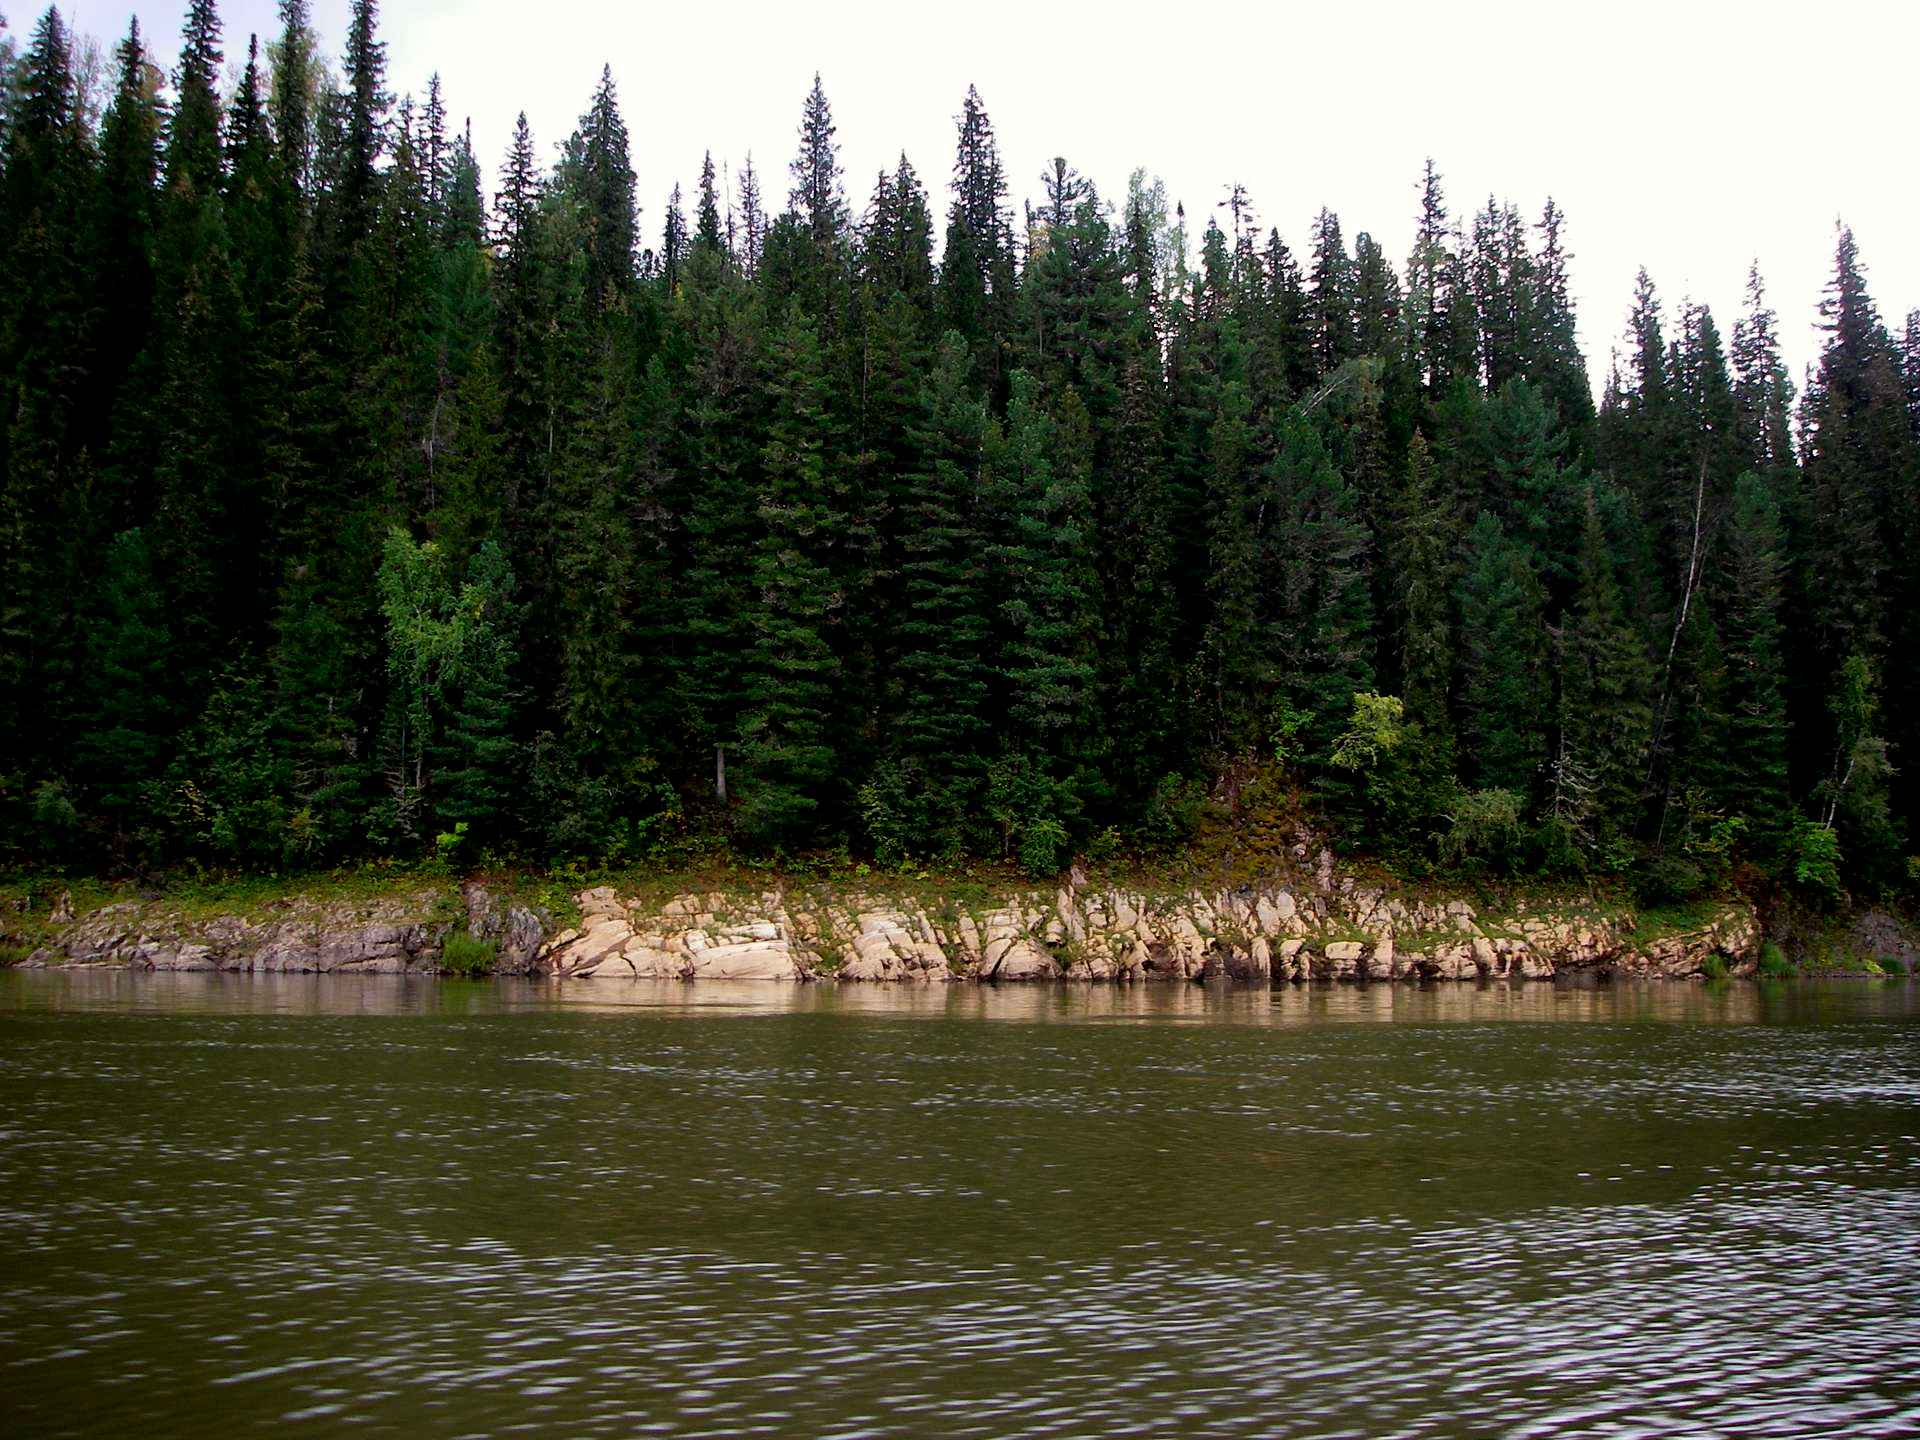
[[1456, 511, 1550, 794], [737, 309, 844, 845], [564, 65, 637, 310], [1550, 485, 1653, 854]]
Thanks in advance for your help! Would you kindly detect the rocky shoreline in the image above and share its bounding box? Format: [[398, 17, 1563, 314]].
[[15, 851, 1765, 983]]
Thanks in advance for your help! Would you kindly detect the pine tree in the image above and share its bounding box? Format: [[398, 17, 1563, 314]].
[[433, 542, 521, 843], [788, 71, 847, 319], [1530, 198, 1593, 438], [694, 149, 725, 258], [268, 0, 316, 204], [84, 19, 162, 518], [72, 529, 175, 858], [734, 151, 765, 277], [1799, 226, 1909, 673], [1551, 485, 1653, 852], [1202, 377, 1262, 748], [163, 0, 224, 202], [660, 182, 686, 293], [1351, 231, 1403, 365], [1717, 474, 1791, 845], [1, 10, 95, 790], [565, 66, 637, 310], [737, 309, 843, 845], [982, 373, 1103, 865], [875, 334, 991, 857], [1456, 511, 1550, 794], [1405, 159, 1449, 391], [1731, 263, 1797, 480], [938, 85, 1015, 390], [1307, 207, 1353, 375], [1389, 433, 1454, 725], [1101, 352, 1181, 796], [1263, 413, 1376, 759], [338, 0, 389, 234]]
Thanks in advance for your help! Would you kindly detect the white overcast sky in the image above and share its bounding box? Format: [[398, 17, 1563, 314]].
[[53, 0, 1920, 391]]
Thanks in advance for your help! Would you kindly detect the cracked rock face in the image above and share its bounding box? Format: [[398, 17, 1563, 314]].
[[16, 859, 1763, 986], [533, 872, 1761, 988]]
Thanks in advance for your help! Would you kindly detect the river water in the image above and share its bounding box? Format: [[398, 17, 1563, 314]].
[[3, 973, 1918, 1438]]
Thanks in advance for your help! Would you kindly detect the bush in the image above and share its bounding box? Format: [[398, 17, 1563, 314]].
[[438, 930, 498, 977], [1635, 851, 1710, 907], [1440, 788, 1526, 873], [1784, 818, 1843, 904], [1699, 954, 1729, 981], [984, 756, 1079, 878], [1757, 941, 1795, 978], [1140, 773, 1206, 851], [857, 758, 960, 867]]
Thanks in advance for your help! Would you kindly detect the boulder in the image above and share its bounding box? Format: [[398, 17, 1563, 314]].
[[686, 940, 806, 980]]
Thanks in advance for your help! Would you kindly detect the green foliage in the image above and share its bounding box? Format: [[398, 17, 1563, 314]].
[[1331, 692, 1407, 773], [857, 759, 945, 868], [437, 928, 497, 977], [985, 756, 1077, 879], [1439, 788, 1526, 873], [1141, 774, 1208, 851], [1, 15, 1912, 907], [1757, 941, 1795, 978], [1786, 819, 1844, 904]]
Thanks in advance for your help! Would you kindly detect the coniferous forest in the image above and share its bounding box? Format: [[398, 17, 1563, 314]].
[[4, 1, 1919, 905]]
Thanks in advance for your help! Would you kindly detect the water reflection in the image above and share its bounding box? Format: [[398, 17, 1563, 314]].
[[2, 971, 1917, 1438], [9, 968, 1918, 1025]]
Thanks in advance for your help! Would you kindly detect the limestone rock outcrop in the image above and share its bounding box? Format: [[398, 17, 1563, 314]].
[[12, 858, 1764, 984]]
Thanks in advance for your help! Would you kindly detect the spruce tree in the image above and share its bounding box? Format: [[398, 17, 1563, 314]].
[[938, 84, 1015, 389], [1389, 432, 1455, 726], [874, 334, 991, 857], [1308, 208, 1353, 376], [565, 66, 637, 310], [433, 541, 521, 844], [1456, 511, 1550, 794], [737, 309, 843, 846], [1550, 485, 1653, 855], [1717, 474, 1791, 846]]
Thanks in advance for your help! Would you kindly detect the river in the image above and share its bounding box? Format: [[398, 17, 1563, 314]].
[[3, 972, 1918, 1437]]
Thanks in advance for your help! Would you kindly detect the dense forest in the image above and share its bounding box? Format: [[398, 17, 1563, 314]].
[[2, 1, 1918, 903]]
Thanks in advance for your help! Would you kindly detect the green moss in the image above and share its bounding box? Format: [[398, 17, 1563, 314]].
[[1625, 900, 1722, 947]]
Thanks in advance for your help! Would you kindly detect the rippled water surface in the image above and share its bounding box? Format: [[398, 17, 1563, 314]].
[[4, 974, 1919, 1438]]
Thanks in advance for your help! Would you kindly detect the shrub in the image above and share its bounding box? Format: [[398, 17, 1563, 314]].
[[1784, 818, 1843, 904], [439, 930, 498, 977], [1440, 787, 1525, 873], [1699, 954, 1729, 981], [984, 756, 1079, 878], [1635, 851, 1710, 907], [1019, 814, 1070, 879], [1757, 941, 1795, 978], [1140, 773, 1206, 850]]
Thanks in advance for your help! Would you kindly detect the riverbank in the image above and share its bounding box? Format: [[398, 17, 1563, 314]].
[[4, 844, 1848, 982]]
